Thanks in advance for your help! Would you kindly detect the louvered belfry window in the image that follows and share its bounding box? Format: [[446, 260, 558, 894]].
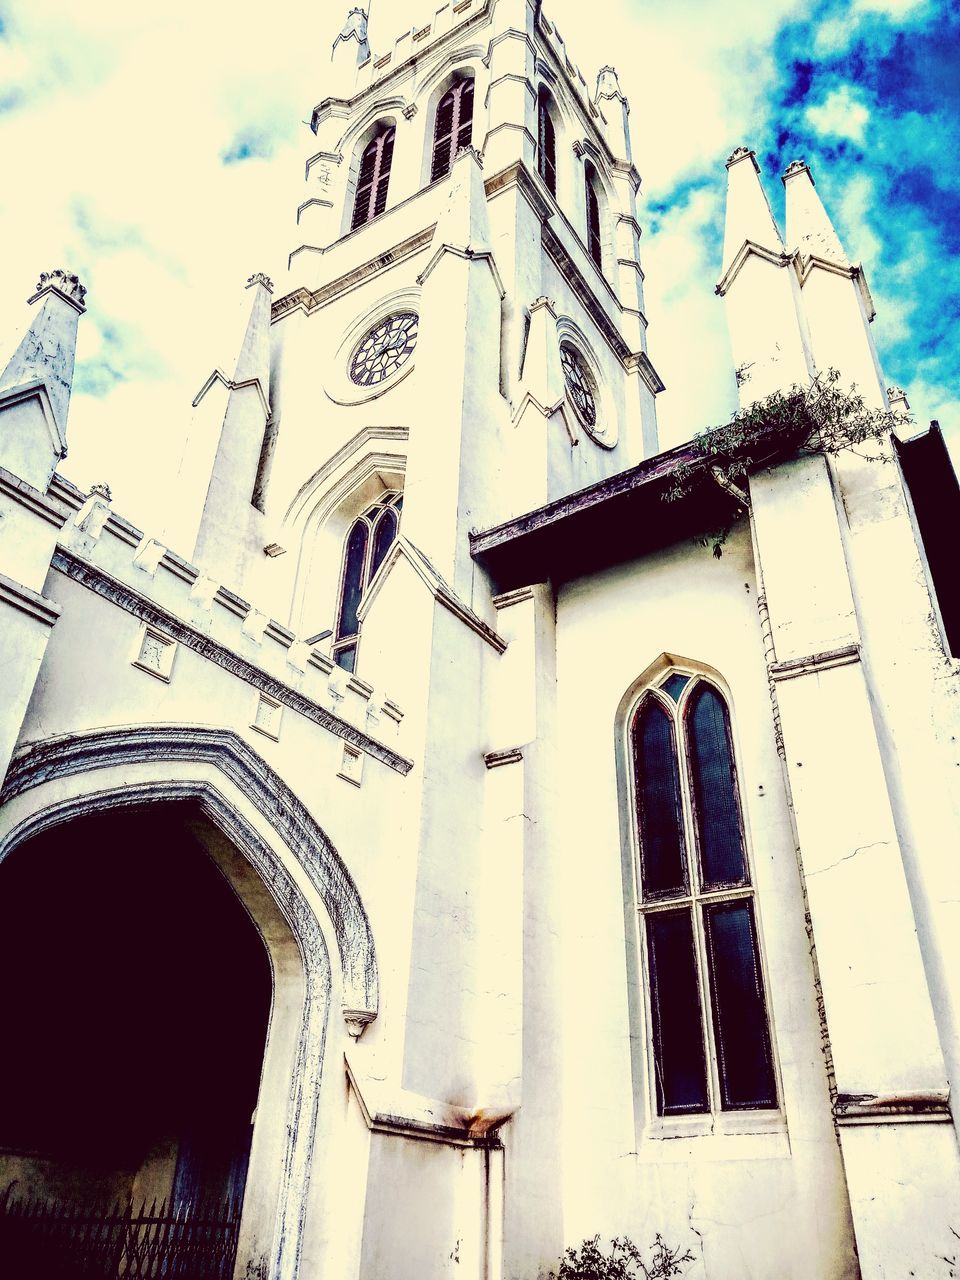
[[632, 674, 777, 1117], [333, 493, 403, 672], [585, 162, 602, 268], [351, 125, 396, 231], [431, 79, 475, 182], [537, 90, 557, 196]]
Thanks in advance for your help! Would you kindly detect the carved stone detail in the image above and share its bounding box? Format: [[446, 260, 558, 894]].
[[34, 268, 87, 309], [246, 272, 275, 293]]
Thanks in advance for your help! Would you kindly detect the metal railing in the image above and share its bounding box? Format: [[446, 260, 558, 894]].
[[0, 1182, 240, 1279]]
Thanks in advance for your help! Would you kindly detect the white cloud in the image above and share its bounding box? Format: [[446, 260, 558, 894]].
[[805, 85, 871, 143]]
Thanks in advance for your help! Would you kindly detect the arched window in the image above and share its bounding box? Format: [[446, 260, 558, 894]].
[[584, 161, 602, 269], [631, 673, 777, 1117], [333, 492, 402, 672], [431, 78, 475, 182], [537, 89, 557, 197], [351, 124, 396, 231]]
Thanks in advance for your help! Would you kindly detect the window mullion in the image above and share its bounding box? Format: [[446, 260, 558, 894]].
[[675, 701, 718, 1113]]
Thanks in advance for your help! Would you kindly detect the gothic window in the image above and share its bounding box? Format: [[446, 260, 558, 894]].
[[333, 492, 403, 672], [560, 341, 598, 429], [351, 125, 396, 231], [631, 674, 777, 1118], [431, 78, 475, 182], [537, 89, 557, 197], [584, 161, 602, 269], [349, 313, 419, 387]]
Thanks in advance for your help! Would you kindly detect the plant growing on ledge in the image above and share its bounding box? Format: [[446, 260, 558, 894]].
[[663, 369, 911, 556], [544, 1234, 695, 1280]]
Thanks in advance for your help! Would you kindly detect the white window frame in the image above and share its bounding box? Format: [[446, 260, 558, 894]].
[[626, 667, 784, 1142]]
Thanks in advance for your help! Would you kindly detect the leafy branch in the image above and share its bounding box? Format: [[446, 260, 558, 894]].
[[546, 1234, 695, 1280], [662, 369, 911, 556]]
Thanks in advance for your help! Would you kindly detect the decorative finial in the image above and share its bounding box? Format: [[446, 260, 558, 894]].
[[782, 158, 813, 185], [246, 272, 275, 294], [595, 66, 626, 104], [887, 385, 910, 410], [89, 482, 113, 501], [31, 268, 87, 311], [334, 7, 369, 47], [725, 146, 758, 171]]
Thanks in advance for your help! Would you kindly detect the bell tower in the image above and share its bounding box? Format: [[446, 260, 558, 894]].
[[200, 0, 665, 644]]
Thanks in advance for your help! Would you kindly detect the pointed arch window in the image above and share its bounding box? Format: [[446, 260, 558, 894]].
[[537, 89, 557, 197], [584, 161, 602, 269], [631, 674, 777, 1118], [351, 125, 396, 231], [431, 78, 475, 182], [333, 492, 402, 672]]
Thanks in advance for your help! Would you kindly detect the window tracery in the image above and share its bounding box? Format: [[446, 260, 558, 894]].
[[351, 124, 396, 230], [584, 160, 603, 269], [537, 89, 558, 197], [630, 673, 777, 1118], [560, 341, 598, 429], [349, 313, 418, 387], [333, 492, 403, 672], [431, 78, 475, 182]]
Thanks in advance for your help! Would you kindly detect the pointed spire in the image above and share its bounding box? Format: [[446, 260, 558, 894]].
[[234, 273, 274, 389], [193, 272, 273, 410], [783, 159, 850, 265], [594, 65, 632, 161], [519, 297, 565, 413], [0, 269, 86, 491], [417, 147, 502, 293], [331, 8, 370, 97], [595, 66, 626, 106], [721, 147, 784, 275]]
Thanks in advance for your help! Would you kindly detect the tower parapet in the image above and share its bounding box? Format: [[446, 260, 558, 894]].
[[0, 269, 87, 492]]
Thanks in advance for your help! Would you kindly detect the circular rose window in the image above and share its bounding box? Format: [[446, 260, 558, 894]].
[[349, 312, 418, 387], [560, 341, 598, 429]]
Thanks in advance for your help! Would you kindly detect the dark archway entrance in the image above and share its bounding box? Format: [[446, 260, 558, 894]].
[[0, 802, 272, 1277]]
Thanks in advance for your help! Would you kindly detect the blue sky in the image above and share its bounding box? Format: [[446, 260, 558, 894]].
[[0, 0, 956, 533]]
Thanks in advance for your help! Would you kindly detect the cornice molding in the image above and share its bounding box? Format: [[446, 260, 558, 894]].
[[715, 239, 793, 297], [0, 570, 61, 627]]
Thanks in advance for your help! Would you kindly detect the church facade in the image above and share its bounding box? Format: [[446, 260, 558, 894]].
[[1, 2, 959, 1278]]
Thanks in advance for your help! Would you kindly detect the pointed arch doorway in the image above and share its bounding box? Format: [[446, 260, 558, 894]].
[[0, 796, 312, 1280], [0, 724, 381, 1280]]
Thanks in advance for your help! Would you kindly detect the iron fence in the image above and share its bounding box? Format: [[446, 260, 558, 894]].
[[0, 1182, 240, 1279]]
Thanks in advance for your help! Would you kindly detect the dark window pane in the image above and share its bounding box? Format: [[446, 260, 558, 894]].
[[538, 94, 557, 195], [335, 643, 357, 674], [660, 673, 690, 704], [336, 520, 368, 640], [370, 507, 399, 579], [632, 699, 688, 899], [687, 685, 747, 889], [433, 81, 475, 181], [586, 169, 602, 268], [703, 900, 777, 1110], [353, 127, 395, 229], [646, 909, 709, 1115]]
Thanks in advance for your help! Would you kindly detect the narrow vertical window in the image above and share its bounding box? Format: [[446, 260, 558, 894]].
[[631, 674, 777, 1118], [537, 89, 557, 197], [585, 162, 602, 269], [431, 78, 475, 182], [351, 125, 396, 231], [332, 492, 402, 672]]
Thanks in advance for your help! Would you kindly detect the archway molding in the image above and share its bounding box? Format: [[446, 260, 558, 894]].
[[0, 723, 381, 1280]]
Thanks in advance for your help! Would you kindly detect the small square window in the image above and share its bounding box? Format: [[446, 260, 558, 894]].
[[251, 693, 282, 741], [338, 744, 364, 787], [131, 626, 176, 682]]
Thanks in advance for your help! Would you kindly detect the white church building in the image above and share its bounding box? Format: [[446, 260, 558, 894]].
[[1, 2, 959, 1277]]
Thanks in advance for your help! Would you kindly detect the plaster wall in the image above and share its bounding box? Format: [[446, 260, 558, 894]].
[[533, 520, 859, 1280]]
